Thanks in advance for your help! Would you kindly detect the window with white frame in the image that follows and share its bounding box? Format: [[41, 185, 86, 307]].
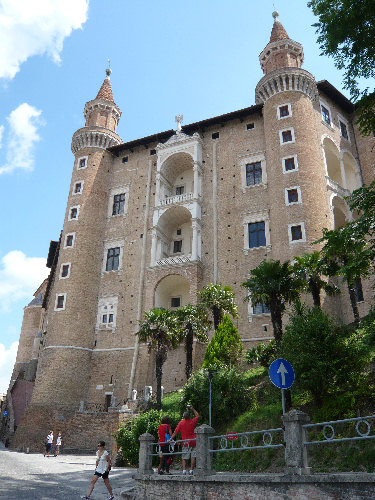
[[278, 103, 292, 119], [242, 212, 271, 252], [59, 263, 71, 279], [240, 152, 267, 189], [320, 102, 332, 126], [103, 240, 124, 273], [338, 117, 350, 141], [64, 233, 75, 248], [73, 181, 83, 195], [279, 128, 295, 144], [96, 296, 118, 329], [285, 186, 302, 206], [54, 293, 66, 311], [282, 155, 298, 173], [77, 156, 88, 170], [68, 205, 80, 221], [108, 185, 129, 218], [288, 222, 306, 243], [248, 296, 271, 321]]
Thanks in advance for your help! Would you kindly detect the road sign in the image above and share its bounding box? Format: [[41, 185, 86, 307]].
[[269, 359, 295, 389], [226, 433, 238, 440], [3, 411, 8, 417]]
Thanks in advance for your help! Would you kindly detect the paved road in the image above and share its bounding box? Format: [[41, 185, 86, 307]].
[[0, 442, 135, 499]]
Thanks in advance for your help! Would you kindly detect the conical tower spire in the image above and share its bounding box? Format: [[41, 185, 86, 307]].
[[259, 12, 304, 75], [96, 64, 115, 103]]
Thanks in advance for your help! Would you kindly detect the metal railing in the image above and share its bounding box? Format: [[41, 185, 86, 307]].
[[209, 428, 284, 454], [304, 414, 375, 447], [149, 438, 197, 457]]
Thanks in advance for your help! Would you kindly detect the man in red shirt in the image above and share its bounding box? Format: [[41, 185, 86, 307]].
[[170, 405, 199, 475]]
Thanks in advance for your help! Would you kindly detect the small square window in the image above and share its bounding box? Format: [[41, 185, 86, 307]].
[[212, 132, 220, 139], [173, 240, 182, 253], [246, 162, 262, 186], [176, 229, 182, 235], [246, 123, 254, 130], [150, 149, 156, 156], [55, 294, 66, 310], [74, 182, 82, 194], [287, 189, 299, 203], [112, 193, 125, 216], [171, 297, 181, 308], [122, 156, 128, 163], [291, 225, 303, 241], [321, 105, 331, 125], [282, 130, 293, 143], [339, 120, 349, 140], [65, 234, 74, 247], [176, 186, 184, 195], [284, 157, 296, 172], [279, 105, 290, 118]]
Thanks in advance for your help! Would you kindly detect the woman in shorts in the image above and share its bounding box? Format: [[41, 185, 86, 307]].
[[81, 441, 114, 500]]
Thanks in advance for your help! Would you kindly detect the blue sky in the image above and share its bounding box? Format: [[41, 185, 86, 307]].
[[0, 0, 350, 392]]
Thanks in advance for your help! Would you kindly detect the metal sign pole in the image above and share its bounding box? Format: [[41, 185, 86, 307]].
[[281, 388, 285, 415]]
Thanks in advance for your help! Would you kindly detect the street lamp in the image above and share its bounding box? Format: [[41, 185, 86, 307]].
[[204, 368, 217, 427]]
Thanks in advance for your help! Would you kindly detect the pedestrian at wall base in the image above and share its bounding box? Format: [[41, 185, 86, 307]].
[[170, 405, 199, 475], [81, 440, 114, 500]]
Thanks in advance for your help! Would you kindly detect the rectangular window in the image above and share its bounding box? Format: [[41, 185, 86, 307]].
[[173, 240, 182, 253], [354, 279, 364, 302], [55, 294, 66, 311], [246, 123, 254, 130], [102, 314, 108, 323], [69, 207, 79, 220], [65, 234, 74, 247], [339, 120, 349, 140], [248, 221, 266, 248], [284, 157, 296, 172], [281, 130, 293, 143], [253, 302, 270, 314], [122, 156, 128, 163], [321, 104, 331, 125], [176, 228, 182, 235], [291, 225, 303, 241], [171, 297, 181, 308], [246, 162, 262, 186], [112, 193, 126, 215], [278, 104, 290, 118], [212, 132, 220, 139], [108, 313, 114, 323], [106, 247, 120, 271], [74, 182, 82, 194], [78, 157, 87, 169], [60, 264, 70, 278], [287, 188, 299, 204], [176, 186, 184, 195]]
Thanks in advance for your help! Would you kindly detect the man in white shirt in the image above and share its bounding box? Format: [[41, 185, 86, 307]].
[[44, 431, 54, 457]]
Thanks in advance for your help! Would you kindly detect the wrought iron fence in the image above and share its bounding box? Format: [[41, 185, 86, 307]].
[[149, 438, 197, 457], [209, 428, 284, 454]]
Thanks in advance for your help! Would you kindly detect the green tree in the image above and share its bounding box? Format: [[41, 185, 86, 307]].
[[137, 308, 181, 408], [176, 304, 210, 380], [242, 260, 301, 344], [202, 314, 243, 368], [281, 304, 368, 407], [348, 181, 375, 258], [198, 283, 238, 330], [317, 226, 372, 326], [293, 251, 340, 307], [308, 0, 375, 134]]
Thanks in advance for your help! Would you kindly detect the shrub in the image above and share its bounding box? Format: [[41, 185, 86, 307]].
[[245, 340, 276, 367], [281, 305, 369, 406], [202, 314, 243, 368], [179, 366, 252, 428]]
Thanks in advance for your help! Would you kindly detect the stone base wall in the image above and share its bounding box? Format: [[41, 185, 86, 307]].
[[11, 404, 121, 457], [135, 473, 375, 500]]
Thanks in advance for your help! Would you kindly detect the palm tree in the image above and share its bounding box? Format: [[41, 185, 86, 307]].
[[293, 251, 340, 307], [137, 308, 181, 408], [176, 304, 210, 380], [242, 260, 301, 344], [317, 226, 372, 326], [198, 283, 238, 330]]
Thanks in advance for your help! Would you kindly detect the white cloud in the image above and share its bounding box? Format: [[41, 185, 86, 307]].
[[0, 103, 44, 175], [0, 341, 18, 393], [0, 250, 49, 312], [0, 0, 89, 80]]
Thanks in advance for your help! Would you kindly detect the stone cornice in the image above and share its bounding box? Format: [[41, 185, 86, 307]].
[[84, 99, 121, 121], [255, 67, 317, 104], [259, 38, 304, 73], [71, 126, 122, 155]]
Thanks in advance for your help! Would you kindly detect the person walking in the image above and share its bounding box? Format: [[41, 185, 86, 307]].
[[54, 431, 62, 456], [81, 440, 114, 500], [157, 415, 173, 474], [170, 405, 199, 475], [44, 430, 53, 457]]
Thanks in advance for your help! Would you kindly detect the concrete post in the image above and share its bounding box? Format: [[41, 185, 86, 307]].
[[195, 424, 216, 476], [282, 409, 311, 475], [138, 432, 154, 475]]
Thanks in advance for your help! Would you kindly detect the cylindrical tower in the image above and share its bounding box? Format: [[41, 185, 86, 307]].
[[255, 12, 330, 261], [30, 68, 122, 408]]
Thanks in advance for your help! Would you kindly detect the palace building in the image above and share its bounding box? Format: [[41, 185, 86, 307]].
[[4, 13, 374, 451]]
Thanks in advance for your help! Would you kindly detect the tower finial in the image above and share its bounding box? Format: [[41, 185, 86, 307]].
[[106, 59, 112, 78], [272, 10, 279, 21]]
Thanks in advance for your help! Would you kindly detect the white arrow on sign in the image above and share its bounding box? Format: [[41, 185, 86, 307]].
[[277, 362, 288, 386]]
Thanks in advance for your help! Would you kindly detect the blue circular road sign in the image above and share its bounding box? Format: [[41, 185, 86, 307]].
[[269, 359, 295, 389]]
